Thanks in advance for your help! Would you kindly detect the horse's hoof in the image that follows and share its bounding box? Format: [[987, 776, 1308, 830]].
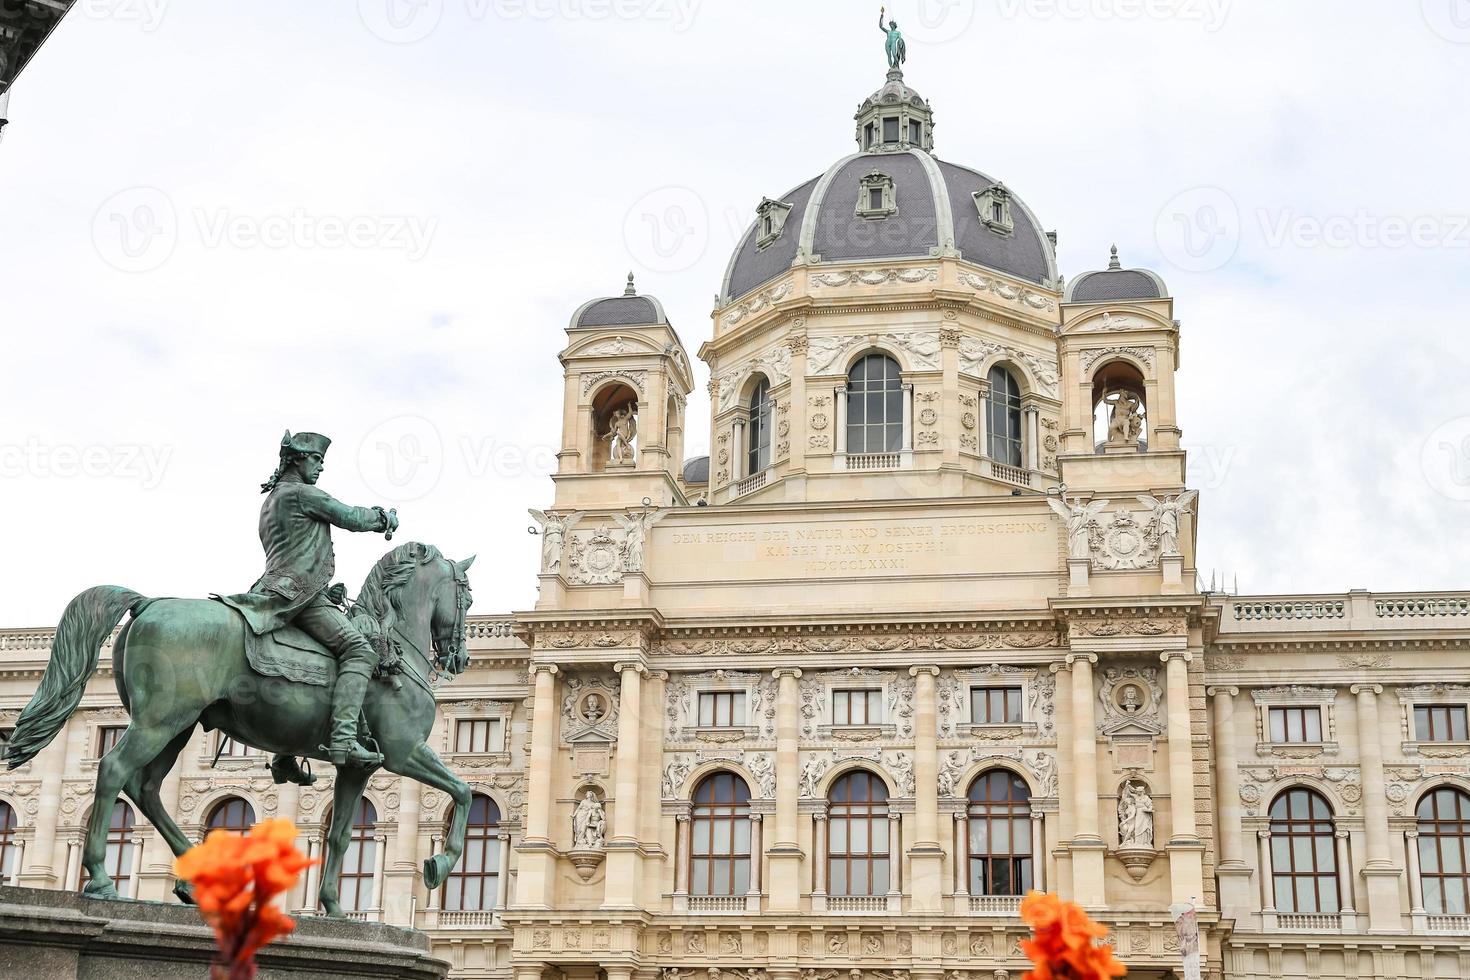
[[82, 878, 120, 900], [423, 853, 453, 889], [321, 899, 344, 918], [173, 880, 196, 905]]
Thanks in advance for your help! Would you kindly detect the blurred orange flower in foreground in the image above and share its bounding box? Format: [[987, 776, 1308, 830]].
[[1019, 892, 1128, 980], [174, 818, 318, 980]]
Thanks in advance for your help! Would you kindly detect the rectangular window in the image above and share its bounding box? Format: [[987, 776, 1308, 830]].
[[833, 689, 882, 726], [97, 725, 126, 757], [970, 686, 1023, 725], [868, 188, 884, 211], [216, 733, 257, 758], [883, 117, 900, 143], [1268, 707, 1323, 743], [909, 120, 922, 144], [697, 691, 745, 728], [454, 719, 503, 753], [865, 123, 876, 148], [1416, 705, 1469, 742]]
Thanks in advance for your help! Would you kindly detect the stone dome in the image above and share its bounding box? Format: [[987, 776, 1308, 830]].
[[1064, 246, 1168, 303], [720, 71, 1058, 305]]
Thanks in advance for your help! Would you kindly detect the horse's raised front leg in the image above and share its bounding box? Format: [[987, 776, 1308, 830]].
[[317, 764, 373, 917], [120, 725, 198, 904], [83, 722, 189, 898], [387, 740, 471, 890]]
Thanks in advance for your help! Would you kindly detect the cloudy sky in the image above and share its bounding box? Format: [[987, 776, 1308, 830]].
[[1, 1, 1468, 625]]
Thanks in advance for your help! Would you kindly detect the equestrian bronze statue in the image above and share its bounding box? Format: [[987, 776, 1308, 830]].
[[5, 431, 478, 917]]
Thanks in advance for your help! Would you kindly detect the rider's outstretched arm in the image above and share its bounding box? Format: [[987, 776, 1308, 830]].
[[298, 485, 393, 533]]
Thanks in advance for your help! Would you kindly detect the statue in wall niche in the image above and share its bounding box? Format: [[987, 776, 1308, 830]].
[[1137, 491, 1198, 558], [615, 506, 667, 573], [1103, 390, 1144, 446], [1047, 493, 1110, 561], [604, 402, 638, 463], [528, 509, 583, 572], [573, 791, 606, 848], [1119, 684, 1144, 714], [1117, 780, 1155, 848]]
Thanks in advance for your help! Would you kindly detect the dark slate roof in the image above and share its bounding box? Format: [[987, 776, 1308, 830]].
[[681, 456, 710, 485], [813, 153, 937, 262], [576, 295, 661, 327], [937, 161, 1053, 288], [1064, 265, 1167, 303], [722, 150, 1057, 303], [724, 177, 820, 302]]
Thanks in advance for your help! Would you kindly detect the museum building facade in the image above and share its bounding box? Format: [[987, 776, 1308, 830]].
[[3, 66, 1470, 980]]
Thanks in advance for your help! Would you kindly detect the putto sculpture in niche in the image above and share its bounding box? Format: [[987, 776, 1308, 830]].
[[3, 430, 478, 916], [604, 402, 638, 464]]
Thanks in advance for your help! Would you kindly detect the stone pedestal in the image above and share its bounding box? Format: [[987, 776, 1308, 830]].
[[0, 885, 449, 979]]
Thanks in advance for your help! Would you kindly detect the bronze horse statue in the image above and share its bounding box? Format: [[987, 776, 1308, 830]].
[[5, 542, 476, 916]]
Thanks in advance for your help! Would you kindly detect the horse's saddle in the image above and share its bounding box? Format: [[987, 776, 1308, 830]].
[[244, 624, 337, 688]]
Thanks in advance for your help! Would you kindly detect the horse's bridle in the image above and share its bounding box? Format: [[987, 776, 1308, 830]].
[[387, 557, 470, 692]]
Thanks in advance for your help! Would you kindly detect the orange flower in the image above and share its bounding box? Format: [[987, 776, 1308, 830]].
[[1019, 891, 1127, 980], [175, 819, 318, 979]]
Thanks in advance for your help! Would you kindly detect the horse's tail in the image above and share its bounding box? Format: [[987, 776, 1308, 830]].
[[4, 585, 143, 769]]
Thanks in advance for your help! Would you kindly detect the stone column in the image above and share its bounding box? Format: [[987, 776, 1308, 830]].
[[427, 835, 443, 910], [495, 832, 512, 918], [673, 815, 691, 899], [300, 836, 321, 912], [747, 813, 763, 905], [1068, 654, 1105, 907], [1406, 831, 1426, 924], [1335, 831, 1356, 916], [768, 668, 803, 912], [1352, 683, 1403, 931], [371, 833, 389, 916], [516, 664, 557, 909], [384, 776, 420, 925], [1210, 686, 1252, 920], [24, 717, 75, 886], [640, 671, 668, 854], [976, 381, 991, 459], [8, 837, 24, 887], [940, 327, 961, 466], [1162, 652, 1204, 905], [1051, 660, 1075, 901], [909, 665, 943, 912], [811, 814, 829, 908], [1257, 831, 1276, 916], [603, 661, 645, 908], [953, 812, 969, 898], [1031, 811, 1047, 893], [788, 333, 810, 475], [835, 387, 848, 455]]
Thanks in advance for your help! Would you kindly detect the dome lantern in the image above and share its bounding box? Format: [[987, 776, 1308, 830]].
[[853, 67, 935, 155]]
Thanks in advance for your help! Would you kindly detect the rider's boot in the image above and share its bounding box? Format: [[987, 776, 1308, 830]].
[[322, 668, 383, 768], [270, 754, 317, 786]]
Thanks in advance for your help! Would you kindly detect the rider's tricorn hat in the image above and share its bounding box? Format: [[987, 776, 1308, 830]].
[[280, 430, 331, 458]]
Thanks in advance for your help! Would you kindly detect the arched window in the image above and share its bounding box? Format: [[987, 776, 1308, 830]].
[[80, 800, 135, 893], [967, 770, 1033, 896], [828, 771, 890, 897], [846, 354, 904, 454], [324, 798, 378, 913], [1269, 788, 1339, 914], [986, 366, 1023, 465], [1417, 787, 1470, 915], [205, 797, 257, 835], [690, 772, 752, 897], [0, 802, 17, 882], [747, 378, 772, 475], [443, 794, 502, 912]]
